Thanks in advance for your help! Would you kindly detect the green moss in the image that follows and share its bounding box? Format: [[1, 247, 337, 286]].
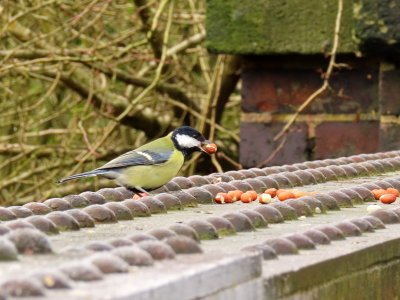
[[206, 0, 357, 55], [354, 0, 400, 56], [215, 228, 236, 237]]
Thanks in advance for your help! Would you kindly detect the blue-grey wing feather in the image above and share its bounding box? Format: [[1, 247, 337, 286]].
[[97, 150, 173, 170]]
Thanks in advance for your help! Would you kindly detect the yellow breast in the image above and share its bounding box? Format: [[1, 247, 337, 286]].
[[117, 150, 184, 190]]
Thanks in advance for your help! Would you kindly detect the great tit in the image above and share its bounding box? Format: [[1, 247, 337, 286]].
[[57, 126, 216, 195]]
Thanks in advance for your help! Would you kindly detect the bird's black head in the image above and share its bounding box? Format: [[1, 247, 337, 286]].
[[170, 126, 210, 160]]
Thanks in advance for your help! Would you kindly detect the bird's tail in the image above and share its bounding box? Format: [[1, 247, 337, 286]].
[[57, 170, 106, 184]]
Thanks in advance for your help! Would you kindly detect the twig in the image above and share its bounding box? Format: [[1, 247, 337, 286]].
[[0, 56, 100, 74], [207, 57, 225, 173], [70, 0, 101, 25], [0, 149, 36, 171], [78, 121, 96, 155], [0, 143, 77, 156], [188, 55, 225, 175], [65, 0, 175, 177], [211, 155, 223, 173], [0, 0, 60, 36], [188, 0, 211, 85], [67, 0, 111, 42], [217, 151, 242, 170], [0, 161, 71, 191], [166, 32, 206, 56], [134, 0, 166, 59], [0, 0, 241, 203], [87, 64, 199, 111], [256, 134, 288, 168], [164, 98, 240, 143], [273, 0, 343, 141]]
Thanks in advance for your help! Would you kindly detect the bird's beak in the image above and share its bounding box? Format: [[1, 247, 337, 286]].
[[199, 140, 218, 154]]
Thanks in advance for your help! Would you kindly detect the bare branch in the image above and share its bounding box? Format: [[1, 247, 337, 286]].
[[273, 0, 343, 141], [133, 0, 166, 59]]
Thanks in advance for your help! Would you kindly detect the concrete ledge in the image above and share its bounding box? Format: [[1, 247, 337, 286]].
[[263, 225, 400, 299], [45, 252, 262, 300], [202, 277, 263, 300]]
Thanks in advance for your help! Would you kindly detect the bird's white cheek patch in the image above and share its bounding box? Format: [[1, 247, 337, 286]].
[[176, 134, 200, 148]]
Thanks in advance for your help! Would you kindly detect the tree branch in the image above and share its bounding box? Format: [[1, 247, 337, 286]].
[[133, 0, 165, 59], [273, 0, 343, 141]]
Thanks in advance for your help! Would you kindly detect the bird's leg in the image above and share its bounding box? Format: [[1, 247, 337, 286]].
[[132, 187, 150, 200], [132, 192, 150, 200]]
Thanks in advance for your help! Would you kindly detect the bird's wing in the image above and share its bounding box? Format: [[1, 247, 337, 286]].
[[97, 136, 174, 170]]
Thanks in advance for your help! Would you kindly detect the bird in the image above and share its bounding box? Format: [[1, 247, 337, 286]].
[[57, 126, 217, 195]]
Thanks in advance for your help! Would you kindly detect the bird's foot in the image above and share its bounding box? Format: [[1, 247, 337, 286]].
[[132, 192, 150, 200]]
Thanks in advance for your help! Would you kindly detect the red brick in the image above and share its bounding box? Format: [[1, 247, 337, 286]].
[[241, 57, 379, 114], [380, 123, 400, 151], [379, 67, 400, 115], [240, 122, 308, 168], [242, 68, 378, 114], [315, 122, 379, 159], [241, 69, 320, 112]]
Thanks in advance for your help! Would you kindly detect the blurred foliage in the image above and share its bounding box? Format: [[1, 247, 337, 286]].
[[0, 0, 241, 205]]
